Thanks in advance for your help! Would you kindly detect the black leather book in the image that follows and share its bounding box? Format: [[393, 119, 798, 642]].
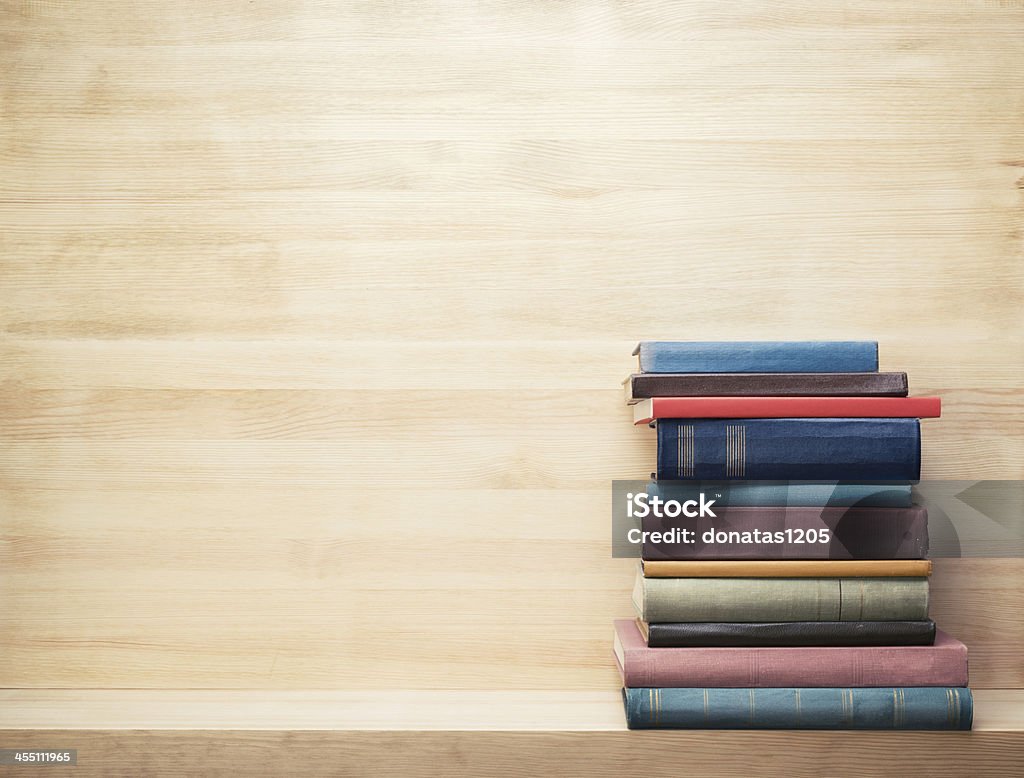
[[640, 619, 937, 647], [623, 372, 908, 403]]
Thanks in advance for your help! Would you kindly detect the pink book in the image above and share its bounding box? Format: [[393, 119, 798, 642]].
[[613, 619, 968, 688]]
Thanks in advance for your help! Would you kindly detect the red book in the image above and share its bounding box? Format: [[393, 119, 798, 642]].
[[613, 620, 968, 688], [632, 396, 941, 425]]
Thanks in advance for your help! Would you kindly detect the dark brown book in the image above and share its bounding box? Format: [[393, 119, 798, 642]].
[[641, 505, 928, 560], [623, 372, 908, 403], [637, 618, 938, 647]]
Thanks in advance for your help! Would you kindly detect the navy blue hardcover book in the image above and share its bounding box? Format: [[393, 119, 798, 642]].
[[634, 341, 878, 374], [656, 418, 921, 481], [622, 687, 972, 730]]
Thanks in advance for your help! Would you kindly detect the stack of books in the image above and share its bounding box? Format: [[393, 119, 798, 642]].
[[616, 341, 973, 730]]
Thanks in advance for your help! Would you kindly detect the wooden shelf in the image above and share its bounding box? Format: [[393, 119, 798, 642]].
[[2, 690, 1022, 776]]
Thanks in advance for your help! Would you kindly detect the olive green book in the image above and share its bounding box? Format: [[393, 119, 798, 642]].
[[632, 568, 929, 623]]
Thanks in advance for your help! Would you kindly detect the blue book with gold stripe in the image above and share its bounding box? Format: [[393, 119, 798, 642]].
[[623, 687, 972, 730], [656, 418, 920, 481]]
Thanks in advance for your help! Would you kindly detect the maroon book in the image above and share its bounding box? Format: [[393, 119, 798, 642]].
[[613, 620, 968, 688]]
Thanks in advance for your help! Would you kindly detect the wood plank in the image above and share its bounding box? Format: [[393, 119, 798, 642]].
[[2, 254, 1023, 339], [2, 340, 1022, 391], [5, 1, 1024, 46], [1, 483, 1020, 687], [0, 691, 1022, 777], [2, 729, 1023, 778], [1, 140, 1021, 199]]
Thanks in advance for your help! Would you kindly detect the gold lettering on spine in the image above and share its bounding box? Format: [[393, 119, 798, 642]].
[[725, 426, 732, 477], [687, 425, 694, 477], [841, 689, 852, 728], [726, 425, 743, 477], [677, 425, 694, 478], [678, 424, 683, 478], [725, 425, 747, 477], [734, 425, 739, 477], [739, 425, 745, 477]]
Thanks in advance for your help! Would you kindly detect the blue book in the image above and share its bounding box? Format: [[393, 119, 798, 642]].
[[623, 687, 972, 730], [634, 341, 878, 373], [657, 418, 920, 481], [649, 480, 913, 508]]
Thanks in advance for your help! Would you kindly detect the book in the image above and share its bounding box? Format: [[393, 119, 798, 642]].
[[633, 396, 940, 424], [614, 620, 965, 688], [640, 560, 932, 578], [634, 341, 878, 374], [624, 372, 909, 403], [639, 618, 937, 647], [656, 418, 921, 481], [632, 570, 930, 622], [649, 481, 914, 509], [620, 686, 972, 730], [640, 505, 929, 561]]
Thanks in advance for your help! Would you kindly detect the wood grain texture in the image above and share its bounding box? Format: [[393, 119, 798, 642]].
[[1, 691, 1023, 777], [3, 729, 1023, 778], [2, 0, 1024, 710], [1, 688, 1022, 730]]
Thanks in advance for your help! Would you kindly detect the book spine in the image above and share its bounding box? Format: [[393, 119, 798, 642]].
[[635, 396, 939, 423], [640, 505, 929, 562], [640, 560, 933, 577], [645, 620, 937, 648], [635, 574, 930, 622], [622, 687, 973, 730], [635, 341, 878, 373], [626, 372, 909, 400], [656, 418, 921, 481], [648, 481, 914, 509], [618, 638, 966, 688]]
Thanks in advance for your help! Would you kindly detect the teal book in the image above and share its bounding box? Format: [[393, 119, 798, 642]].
[[622, 687, 972, 730], [648, 480, 913, 508]]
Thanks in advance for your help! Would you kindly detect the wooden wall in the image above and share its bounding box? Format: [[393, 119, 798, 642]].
[[2, 1, 1022, 693]]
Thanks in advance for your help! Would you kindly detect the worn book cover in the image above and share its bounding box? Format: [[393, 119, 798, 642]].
[[656, 418, 921, 481], [624, 372, 909, 402], [621, 686, 972, 730], [614, 619, 965, 687], [639, 618, 937, 648], [640, 505, 928, 560], [640, 559, 932, 578], [634, 341, 878, 373], [633, 396, 939, 424], [632, 569, 930, 622]]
